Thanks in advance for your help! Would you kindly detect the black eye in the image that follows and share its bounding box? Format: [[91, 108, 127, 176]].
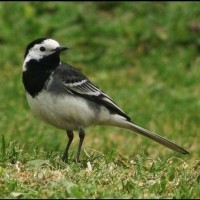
[[39, 46, 46, 52]]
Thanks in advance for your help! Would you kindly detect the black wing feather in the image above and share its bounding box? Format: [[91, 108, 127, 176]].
[[55, 62, 131, 121]]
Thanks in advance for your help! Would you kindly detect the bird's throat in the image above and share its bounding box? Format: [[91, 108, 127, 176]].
[[22, 54, 60, 97]]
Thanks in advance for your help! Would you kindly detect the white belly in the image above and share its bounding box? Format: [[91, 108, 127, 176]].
[[26, 91, 97, 130]]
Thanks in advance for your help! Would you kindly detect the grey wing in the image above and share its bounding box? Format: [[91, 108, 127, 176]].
[[56, 63, 131, 121]]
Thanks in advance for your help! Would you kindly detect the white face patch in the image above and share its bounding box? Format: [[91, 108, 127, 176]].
[[23, 39, 60, 71]]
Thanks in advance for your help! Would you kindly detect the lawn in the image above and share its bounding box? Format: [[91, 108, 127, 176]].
[[0, 2, 199, 198]]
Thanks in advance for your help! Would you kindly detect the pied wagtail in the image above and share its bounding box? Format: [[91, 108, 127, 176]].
[[22, 38, 189, 162]]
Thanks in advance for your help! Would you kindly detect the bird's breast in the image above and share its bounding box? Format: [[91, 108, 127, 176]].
[[26, 91, 97, 130]]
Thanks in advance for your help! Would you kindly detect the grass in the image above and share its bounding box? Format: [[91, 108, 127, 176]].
[[0, 2, 200, 198], [0, 146, 199, 199]]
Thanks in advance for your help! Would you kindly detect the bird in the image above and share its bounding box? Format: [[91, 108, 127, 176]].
[[22, 38, 189, 162]]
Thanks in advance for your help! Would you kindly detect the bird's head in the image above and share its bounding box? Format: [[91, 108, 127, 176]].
[[23, 38, 68, 65]]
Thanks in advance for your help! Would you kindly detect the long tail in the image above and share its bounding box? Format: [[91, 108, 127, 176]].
[[115, 120, 189, 154]]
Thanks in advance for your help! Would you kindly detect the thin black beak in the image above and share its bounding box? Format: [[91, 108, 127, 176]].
[[54, 46, 68, 53]]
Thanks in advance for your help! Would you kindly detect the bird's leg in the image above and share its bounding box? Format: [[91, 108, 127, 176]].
[[76, 128, 85, 162], [62, 130, 74, 162]]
